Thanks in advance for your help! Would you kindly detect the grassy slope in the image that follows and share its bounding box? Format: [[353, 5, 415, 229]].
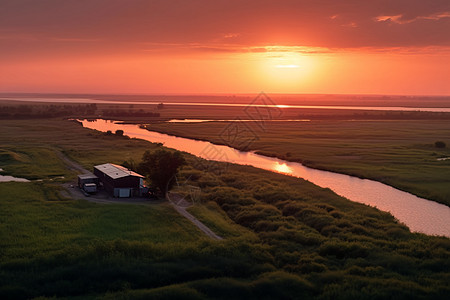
[[0, 181, 271, 299], [182, 164, 450, 299], [0, 183, 202, 260], [1, 119, 449, 299], [145, 120, 450, 206], [187, 202, 256, 239]]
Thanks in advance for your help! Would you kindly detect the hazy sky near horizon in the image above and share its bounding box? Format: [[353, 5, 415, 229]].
[[1, 0, 449, 95]]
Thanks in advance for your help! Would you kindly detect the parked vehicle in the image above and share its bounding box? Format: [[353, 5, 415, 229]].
[[83, 183, 97, 194]]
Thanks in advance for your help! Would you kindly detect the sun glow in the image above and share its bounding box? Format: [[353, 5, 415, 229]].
[[253, 48, 317, 91], [275, 64, 300, 68]]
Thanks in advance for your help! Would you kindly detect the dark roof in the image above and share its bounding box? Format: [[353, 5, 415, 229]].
[[94, 163, 144, 179], [77, 173, 98, 180]]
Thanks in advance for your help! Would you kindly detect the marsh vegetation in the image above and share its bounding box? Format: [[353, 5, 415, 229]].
[[146, 119, 450, 207], [0, 118, 449, 299]]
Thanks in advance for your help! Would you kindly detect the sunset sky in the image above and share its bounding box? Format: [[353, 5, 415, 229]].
[[1, 0, 449, 95]]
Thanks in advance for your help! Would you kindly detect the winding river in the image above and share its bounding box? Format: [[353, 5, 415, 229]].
[[80, 119, 450, 237]]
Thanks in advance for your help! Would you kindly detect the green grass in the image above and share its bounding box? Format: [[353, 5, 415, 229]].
[[0, 182, 204, 261], [1, 118, 449, 299], [0, 146, 70, 180], [0, 119, 156, 175], [146, 120, 450, 206], [179, 163, 450, 299], [187, 202, 256, 239]]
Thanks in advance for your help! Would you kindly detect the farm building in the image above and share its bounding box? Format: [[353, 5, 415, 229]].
[[93, 163, 147, 198]]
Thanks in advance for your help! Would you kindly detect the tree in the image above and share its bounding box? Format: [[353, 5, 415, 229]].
[[138, 149, 186, 194], [435, 141, 446, 148], [122, 158, 137, 171], [115, 129, 124, 136]]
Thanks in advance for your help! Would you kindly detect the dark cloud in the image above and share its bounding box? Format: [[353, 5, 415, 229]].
[[0, 0, 449, 60]]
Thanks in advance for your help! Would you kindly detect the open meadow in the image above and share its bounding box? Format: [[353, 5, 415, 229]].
[[0, 117, 449, 299]]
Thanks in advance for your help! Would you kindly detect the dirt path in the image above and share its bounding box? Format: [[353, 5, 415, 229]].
[[167, 192, 223, 240], [56, 150, 91, 174]]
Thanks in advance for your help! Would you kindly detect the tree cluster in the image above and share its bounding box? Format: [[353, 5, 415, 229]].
[[101, 109, 160, 118], [0, 104, 97, 119], [138, 149, 186, 194]]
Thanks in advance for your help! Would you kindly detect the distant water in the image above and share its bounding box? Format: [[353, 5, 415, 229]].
[[80, 119, 450, 237], [0, 175, 30, 182], [0, 168, 30, 182], [2, 97, 450, 112], [167, 119, 311, 123]]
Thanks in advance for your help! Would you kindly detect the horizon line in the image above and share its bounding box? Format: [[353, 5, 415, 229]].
[[1, 91, 450, 98]]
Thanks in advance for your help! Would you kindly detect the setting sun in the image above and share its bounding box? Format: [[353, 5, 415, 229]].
[[275, 64, 299, 68], [248, 48, 317, 91]]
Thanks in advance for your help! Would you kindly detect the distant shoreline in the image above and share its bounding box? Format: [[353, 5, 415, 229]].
[[2, 94, 450, 110]]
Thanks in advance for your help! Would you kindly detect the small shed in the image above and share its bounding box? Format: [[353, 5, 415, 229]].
[[77, 173, 99, 189], [93, 163, 146, 198]]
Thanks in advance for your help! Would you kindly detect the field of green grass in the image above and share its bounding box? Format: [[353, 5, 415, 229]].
[[0, 183, 202, 258], [1, 118, 449, 299], [146, 119, 450, 206], [186, 201, 256, 239], [0, 119, 271, 298]]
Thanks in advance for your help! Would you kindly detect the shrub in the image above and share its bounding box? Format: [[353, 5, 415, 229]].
[[253, 186, 292, 204], [206, 187, 254, 206], [251, 271, 314, 299], [235, 205, 280, 228], [281, 203, 309, 216], [435, 141, 446, 148], [302, 214, 335, 232], [318, 241, 370, 259], [253, 220, 283, 232], [320, 225, 342, 237]]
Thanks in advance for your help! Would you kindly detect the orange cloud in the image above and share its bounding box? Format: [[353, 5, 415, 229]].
[[375, 12, 450, 24]]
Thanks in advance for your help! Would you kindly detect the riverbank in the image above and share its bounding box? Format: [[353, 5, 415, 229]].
[[79, 119, 450, 237], [143, 119, 450, 207]]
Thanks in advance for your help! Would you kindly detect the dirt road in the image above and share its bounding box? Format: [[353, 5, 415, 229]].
[[56, 150, 91, 174], [167, 192, 223, 240]]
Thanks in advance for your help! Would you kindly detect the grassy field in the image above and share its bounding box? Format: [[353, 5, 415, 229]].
[[187, 202, 256, 239], [0, 183, 202, 259], [0, 119, 269, 298], [1, 118, 449, 299], [145, 119, 450, 206]]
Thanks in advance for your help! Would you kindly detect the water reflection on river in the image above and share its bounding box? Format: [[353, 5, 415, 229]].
[[80, 119, 450, 237]]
